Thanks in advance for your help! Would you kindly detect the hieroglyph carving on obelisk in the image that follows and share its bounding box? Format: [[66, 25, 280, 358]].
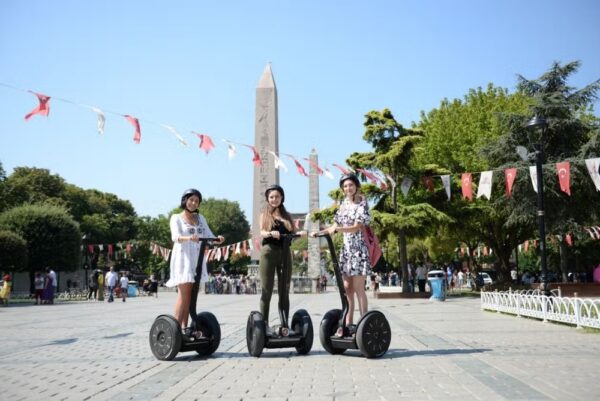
[[252, 63, 279, 260]]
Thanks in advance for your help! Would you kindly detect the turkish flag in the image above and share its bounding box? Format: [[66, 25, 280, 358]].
[[196, 133, 215, 154], [556, 162, 571, 195], [332, 164, 351, 174], [304, 158, 324, 175], [461, 173, 473, 200], [124, 115, 141, 143], [504, 168, 517, 197], [243, 144, 262, 166], [24, 92, 51, 120], [524, 240, 529, 252], [566, 234, 573, 246]]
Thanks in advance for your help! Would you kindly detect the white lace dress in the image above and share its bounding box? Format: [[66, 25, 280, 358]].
[[165, 213, 214, 287]]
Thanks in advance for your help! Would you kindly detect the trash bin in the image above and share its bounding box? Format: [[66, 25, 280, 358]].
[[127, 283, 138, 297], [427, 270, 446, 301]]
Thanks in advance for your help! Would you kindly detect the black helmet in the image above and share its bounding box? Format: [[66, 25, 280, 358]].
[[180, 188, 202, 210], [339, 173, 360, 189], [265, 184, 285, 203]]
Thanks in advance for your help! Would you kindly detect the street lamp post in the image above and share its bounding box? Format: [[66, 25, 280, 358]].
[[525, 115, 549, 295]]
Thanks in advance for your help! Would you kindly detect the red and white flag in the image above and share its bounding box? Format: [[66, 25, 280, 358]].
[[504, 168, 517, 197], [242, 144, 262, 166], [24, 92, 51, 120], [124, 115, 141, 143], [332, 164, 351, 175], [556, 161, 571, 195], [284, 154, 307, 176], [461, 173, 473, 200], [304, 158, 324, 175], [195, 133, 215, 154]]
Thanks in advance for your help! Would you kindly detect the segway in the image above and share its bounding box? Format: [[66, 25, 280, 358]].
[[317, 233, 391, 358], [246, 233, 314, 357], [149, 238, 221, 361]]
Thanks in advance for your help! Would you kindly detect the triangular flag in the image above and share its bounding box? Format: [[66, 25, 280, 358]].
[[268, 151, 288, 172], [504, 168, 517, 197], [223, 140, 237, 160], [529, 166, 538, 193], [565, 234, 573, 246], [440, 175, 451, 200], [400, 177, 413, 197], [477, 171, 493, 200], [461, 173, 473, 200], [422, 176, 435, 192], [356, 168, 378, 185], [24, 92, 51, 120], [124, 115, 141, 144], [242, 144, 262, 166], [284, 154, 307, 176], [556, 161, 571, 195], [162, 124, 188, 146], [332, 164, 351, 174], [304, 158, 324, 175], [324, 168, 334, 180], [195, 133, 215, 154], [91, 107, 105, 135], [524, 240, 529, 252], [585, 158, 600, 191]]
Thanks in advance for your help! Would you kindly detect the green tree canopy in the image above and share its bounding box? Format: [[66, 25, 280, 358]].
[[0, 230, 28, 272]]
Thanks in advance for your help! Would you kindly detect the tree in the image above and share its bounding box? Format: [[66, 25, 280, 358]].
[[0, 230, 28, 272], [0, 204, 81, 292], [2, 167, 67, 210], [482, 61, 600, 281], [415, 85, 533, 282], [198, 198, 251, 244]]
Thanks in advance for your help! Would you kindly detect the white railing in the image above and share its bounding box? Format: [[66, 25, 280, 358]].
[[481, 290, 600, 329]]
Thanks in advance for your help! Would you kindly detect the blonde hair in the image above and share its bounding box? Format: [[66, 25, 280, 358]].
[[260, 204, 294, 232]]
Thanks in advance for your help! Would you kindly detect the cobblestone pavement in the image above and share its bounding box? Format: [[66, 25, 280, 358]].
[[1, 290, 599, 401]]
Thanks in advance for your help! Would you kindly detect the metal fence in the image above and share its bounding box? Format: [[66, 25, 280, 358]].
[[481, 290, 600, 329]]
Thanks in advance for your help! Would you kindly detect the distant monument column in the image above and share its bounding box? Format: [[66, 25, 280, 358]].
[[252, 63, 279, 260], [307, 149, 321, 291]]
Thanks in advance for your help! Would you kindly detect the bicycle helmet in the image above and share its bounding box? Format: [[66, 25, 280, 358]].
[[265, 184, 285, 203], [180, 188, 202, 210], [339, 173, 361, 189]]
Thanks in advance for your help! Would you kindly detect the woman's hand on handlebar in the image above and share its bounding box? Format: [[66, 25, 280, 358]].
[[216, 235, 225, 244]]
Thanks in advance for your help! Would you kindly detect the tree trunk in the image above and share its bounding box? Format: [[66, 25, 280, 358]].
[[558, 240, 568, 282], [398, 229, 409, 292]]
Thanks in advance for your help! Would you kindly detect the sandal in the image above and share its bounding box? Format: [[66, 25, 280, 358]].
[[335, 327, 344, 337]]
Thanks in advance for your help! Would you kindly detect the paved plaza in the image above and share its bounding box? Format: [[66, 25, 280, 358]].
[[1, 290, 599, 401]]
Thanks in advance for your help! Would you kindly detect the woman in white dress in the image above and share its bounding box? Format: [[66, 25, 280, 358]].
[[166, 189, 224, 333]]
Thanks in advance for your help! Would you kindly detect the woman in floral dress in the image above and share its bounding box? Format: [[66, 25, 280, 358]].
[[314, 174, 371, 336]]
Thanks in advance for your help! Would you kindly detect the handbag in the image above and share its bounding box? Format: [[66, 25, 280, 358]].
[[362, 226, 382, 267]]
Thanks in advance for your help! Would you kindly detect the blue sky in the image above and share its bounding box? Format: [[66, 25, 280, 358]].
[[1, 0, 599, 223]]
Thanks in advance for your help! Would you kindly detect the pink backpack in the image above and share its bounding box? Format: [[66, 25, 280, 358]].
[[362, 226, 382, 267]]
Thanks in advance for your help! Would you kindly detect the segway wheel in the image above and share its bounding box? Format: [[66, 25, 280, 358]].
[[291, 309, 313, 355], [194, 311, 221, 356], [319, 309, 345, 355], [356, 311, 391, 358], [149, 315, 182, 361], [246, 311, 266, 357]]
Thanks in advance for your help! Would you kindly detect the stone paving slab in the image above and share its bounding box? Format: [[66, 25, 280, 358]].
[[1, 291, 599, 400]]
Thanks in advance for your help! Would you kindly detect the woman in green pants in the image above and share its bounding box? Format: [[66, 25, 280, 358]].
[[258, 185, 306, 334]]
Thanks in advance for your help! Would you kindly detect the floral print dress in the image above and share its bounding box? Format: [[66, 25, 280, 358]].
[[334, 198, 372, 277]]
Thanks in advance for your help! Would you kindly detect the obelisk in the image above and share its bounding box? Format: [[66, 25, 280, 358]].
[[252, 63, 279, 260], [307, 149, 321, 291]]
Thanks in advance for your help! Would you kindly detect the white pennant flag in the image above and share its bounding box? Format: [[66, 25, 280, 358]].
[[529, 166, 538, 193], [91, 107, 105, 135], [385, 174, 397, 188], [400, 177, 413, 197], [161, 124, 187, 146], [247, 239, 254, 251], [268, 151, 288, 172], [223, 140, 237, 160], [477, 171, 493, 200], [585, 158, 600, 191], [235, 242, 241, 254], [324, 168, 334, 180], [441, 175, 451, 200]]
